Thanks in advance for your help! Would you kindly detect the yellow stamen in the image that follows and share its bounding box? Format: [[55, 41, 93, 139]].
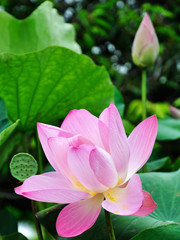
[[109, 196, 116, 202], [72, 177, 96, 196], [117, 177, 123, 185], [122, 204, 128, 210], [115, 210, 118, 214]]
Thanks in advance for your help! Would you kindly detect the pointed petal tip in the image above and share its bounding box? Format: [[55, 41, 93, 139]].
[[14, 186, 21, 195], [134, 191, 157, 216]]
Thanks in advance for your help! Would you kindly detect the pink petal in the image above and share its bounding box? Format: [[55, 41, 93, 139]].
[[61, 109, 104, 148], [48, 135, 93, 181], [37, 123, 72, 172], [103, 103, 130, 178], [15, 172, 90, 203], [134, 190, 157, 216], [126, 115, 157, 181], [48, 137, 73, 180], [142, 13, 155, 36], [99, 108, 110, 152], [89, 147, 118, 188], [56, 194, 103, 237], [68, 145, 108, 193], [102, 174, 143, 216]]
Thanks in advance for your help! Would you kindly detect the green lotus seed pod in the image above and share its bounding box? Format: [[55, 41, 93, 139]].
[[10, 153, 38, 181]]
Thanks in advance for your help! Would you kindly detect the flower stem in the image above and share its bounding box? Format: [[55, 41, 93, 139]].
[[141, 69, 147, 121], [141, 69, 147, 173], [31, 200, 43, 240], [36, 131, 43, 174], [104, 209, 116, 240]]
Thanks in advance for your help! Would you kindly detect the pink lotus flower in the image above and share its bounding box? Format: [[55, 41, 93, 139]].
[[15, 103, 157, 237], [132, 13, 159, 68]]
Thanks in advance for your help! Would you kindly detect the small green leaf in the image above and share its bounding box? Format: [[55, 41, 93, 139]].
[[157, 118, 180, 140], [0, 2, 81, 54], [0, 119, 20, 170], [10, 153, 38, 181]]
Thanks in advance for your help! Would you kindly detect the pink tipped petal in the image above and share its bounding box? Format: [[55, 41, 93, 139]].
[[15, 172, 90, 203], [89, 147, 118, 188], [99, 109, 110, 152], [134, 190, 157, 216], [102, 174, 143, 216], [61, 109, 104, 148], [56, 194, 103, 237], [143, 13, 155, 35], [37, 123, 72, 172], [68, 145, 108, 193], [48, 135, 93, 181], [108, 103, 130, 178], [126, 115, 158, 181], [48, 137, 71, 180], [99, 106, 110, 152]]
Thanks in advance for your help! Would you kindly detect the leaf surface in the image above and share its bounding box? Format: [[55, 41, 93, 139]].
[[0, 46, 114, 131], [38, 170, 180, 240], [0, 2, 80, 54]]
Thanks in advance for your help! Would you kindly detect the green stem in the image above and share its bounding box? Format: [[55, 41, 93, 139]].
[[104, 209, 116, 240], [141, 69, 147, 121], [141, 69, 147, 173], [31, 200, 43, 240], [36, 131, 43, 174]]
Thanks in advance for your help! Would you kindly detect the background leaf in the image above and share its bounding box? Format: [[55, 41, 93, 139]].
[[0, 2, 81, 54], [37, 170, 180, 240], [130, 224, 180, 240], [0, 98, 20, 169], [157, 118, 180, 140], [0, 98, 11, 133], [0, 46, 114, 131], [0, 210, 17, 235], [1, 232, 28, 240], [146, 157, 171, 172]]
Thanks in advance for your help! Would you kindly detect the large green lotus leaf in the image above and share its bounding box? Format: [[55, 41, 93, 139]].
[[0, 46, 114, 131], [0, 2, 80, 54], [157, 118, 180, 140], [131, 224, 180, 240], [37, 170, 180, 240]]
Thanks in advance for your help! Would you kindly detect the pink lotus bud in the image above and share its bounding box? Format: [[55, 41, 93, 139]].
[[169, 106, 180, 119], [132, 13, 159, 68]]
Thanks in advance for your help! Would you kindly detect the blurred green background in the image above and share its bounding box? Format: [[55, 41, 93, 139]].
[[0, 0, 180, 106]]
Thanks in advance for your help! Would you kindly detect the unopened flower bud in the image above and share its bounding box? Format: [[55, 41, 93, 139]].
[[169, 106, 180, 119], [132, 13, 159, 68]]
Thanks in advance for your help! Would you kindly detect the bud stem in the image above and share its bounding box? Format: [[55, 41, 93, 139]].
[[104, 209, 116, 240], [142, 69, 147, 173], [141, 69, 147, 120]]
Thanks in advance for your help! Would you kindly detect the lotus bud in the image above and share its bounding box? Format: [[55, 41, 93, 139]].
[[169, 106, 180, 119], [132, 13, 159, 68]]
